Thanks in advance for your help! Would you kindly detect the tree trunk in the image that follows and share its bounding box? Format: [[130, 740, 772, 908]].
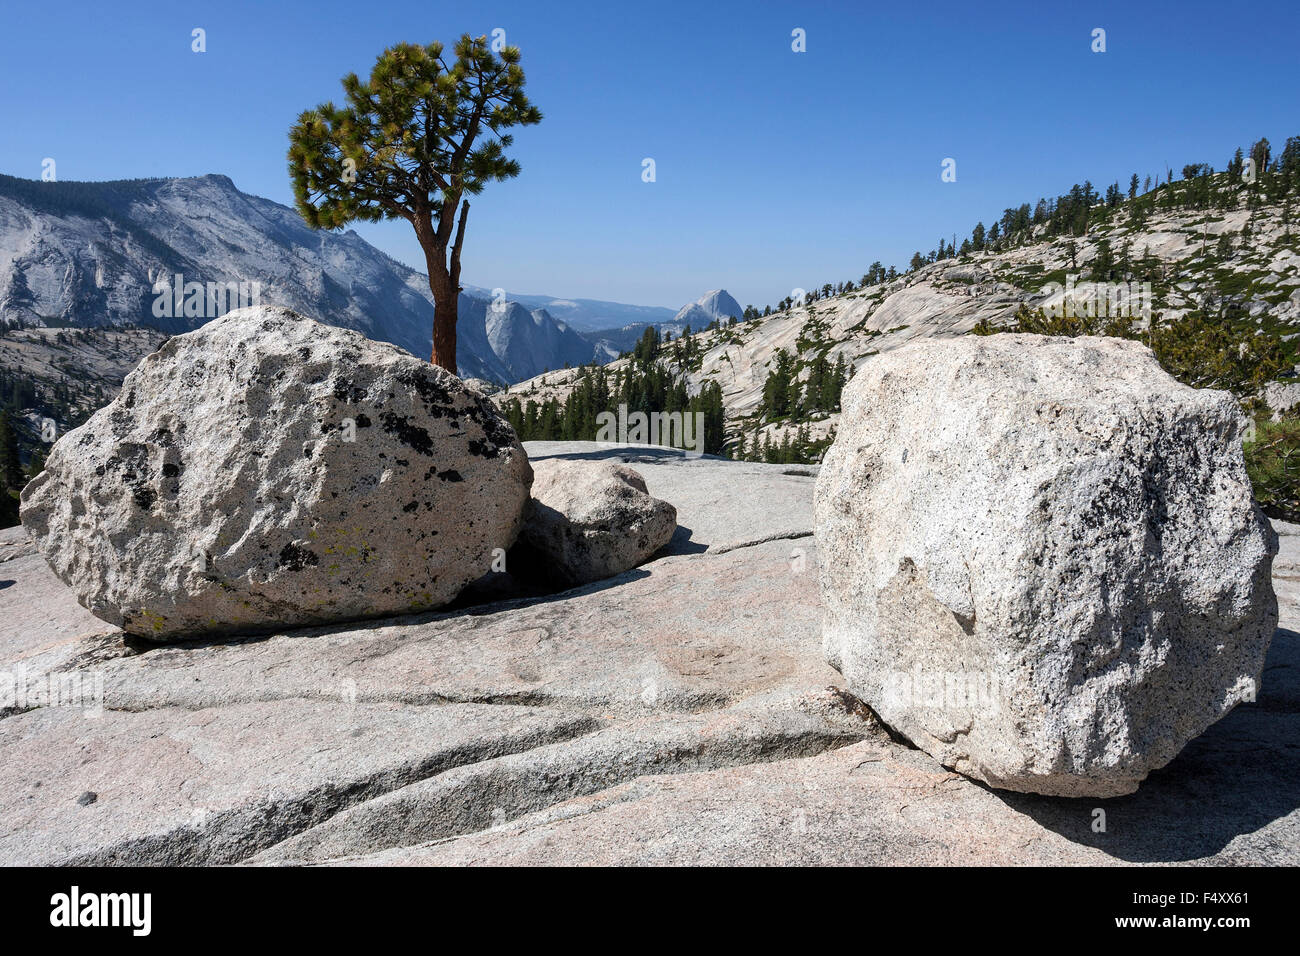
[[416, 201, 468, 375], [429, 272, 458, 372], [417, 234, 457, 373]]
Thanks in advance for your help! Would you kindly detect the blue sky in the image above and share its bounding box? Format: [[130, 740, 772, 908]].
[[2, 0, 1297, 310]]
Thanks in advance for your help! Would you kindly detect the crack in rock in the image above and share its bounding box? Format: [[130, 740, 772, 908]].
[[252, 709, 866, 865]]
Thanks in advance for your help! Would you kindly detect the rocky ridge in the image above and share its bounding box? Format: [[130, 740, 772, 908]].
[[503, 196, 1300, 452]]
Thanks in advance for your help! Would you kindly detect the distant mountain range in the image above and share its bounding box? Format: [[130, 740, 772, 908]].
[[572, 290, 746, 361], [459, 285, 677, 334], [0, 172, 734, 384]]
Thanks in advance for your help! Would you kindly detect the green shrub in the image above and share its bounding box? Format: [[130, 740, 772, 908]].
[[975, 304, 1290, 399], [1245, 414, 1300, 522]]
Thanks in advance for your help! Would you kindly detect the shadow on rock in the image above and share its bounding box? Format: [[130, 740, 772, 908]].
[[102, 558, 657, 658], [662, 524, 707, 556], [528, 444, 723, 465], [448, 535, 656, 613], [992, 627, 1300, 863]]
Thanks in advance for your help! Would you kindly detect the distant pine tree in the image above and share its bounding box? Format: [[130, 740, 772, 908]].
[[0, 410, 22, 491]]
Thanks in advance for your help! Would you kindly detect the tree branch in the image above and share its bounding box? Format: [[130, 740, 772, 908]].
[[449, 199, 470, 288]]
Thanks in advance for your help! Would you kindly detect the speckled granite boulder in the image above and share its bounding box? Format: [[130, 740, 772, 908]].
[[815, 333, 1278, 797], [20, 306, 532, 639], [519, 459, 676, 585]]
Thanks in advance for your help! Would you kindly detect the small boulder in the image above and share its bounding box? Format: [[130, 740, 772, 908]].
[[21, 306, 532, 639], [518, 460, 676, 586], [814, 333, 1277, 797]]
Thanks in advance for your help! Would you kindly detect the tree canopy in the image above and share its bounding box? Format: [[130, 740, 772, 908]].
[[288, 36, 541, 370]]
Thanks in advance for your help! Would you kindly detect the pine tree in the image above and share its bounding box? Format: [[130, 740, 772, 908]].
[[761, 349, 796, 419], [831, 354, 848, 408], [1091, 238, 1115, 280], [0, 410, 22, 492], [1227, 147, 1244, 183], [1250, 137, 1272, 175], [288, 37, 542, 372]]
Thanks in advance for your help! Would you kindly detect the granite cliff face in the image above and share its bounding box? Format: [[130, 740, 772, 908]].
[[671, 288, 743, 329]]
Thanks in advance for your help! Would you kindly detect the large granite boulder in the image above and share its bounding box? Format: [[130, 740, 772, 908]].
[[20, 306, 532, 639], [814, 333, 1278, 797], [518, 459, 677, 585]]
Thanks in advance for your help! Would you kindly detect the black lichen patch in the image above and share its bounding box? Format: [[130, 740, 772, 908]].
[[379, 411, 434, 456], [482, 413, 517, 448], [132, 486, 156, 510], [391, 368, 518, 460], [161, 462, 181, 478], [332, 377, 368, 405], [395, 368, 455, 417], [438, 469, 463, 482], [278, 543, 319, 571], [463, 397, 520, 453], [402, 500, 419, 513], [355, 413, 372, 428], [467, 439, 500, 460]]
